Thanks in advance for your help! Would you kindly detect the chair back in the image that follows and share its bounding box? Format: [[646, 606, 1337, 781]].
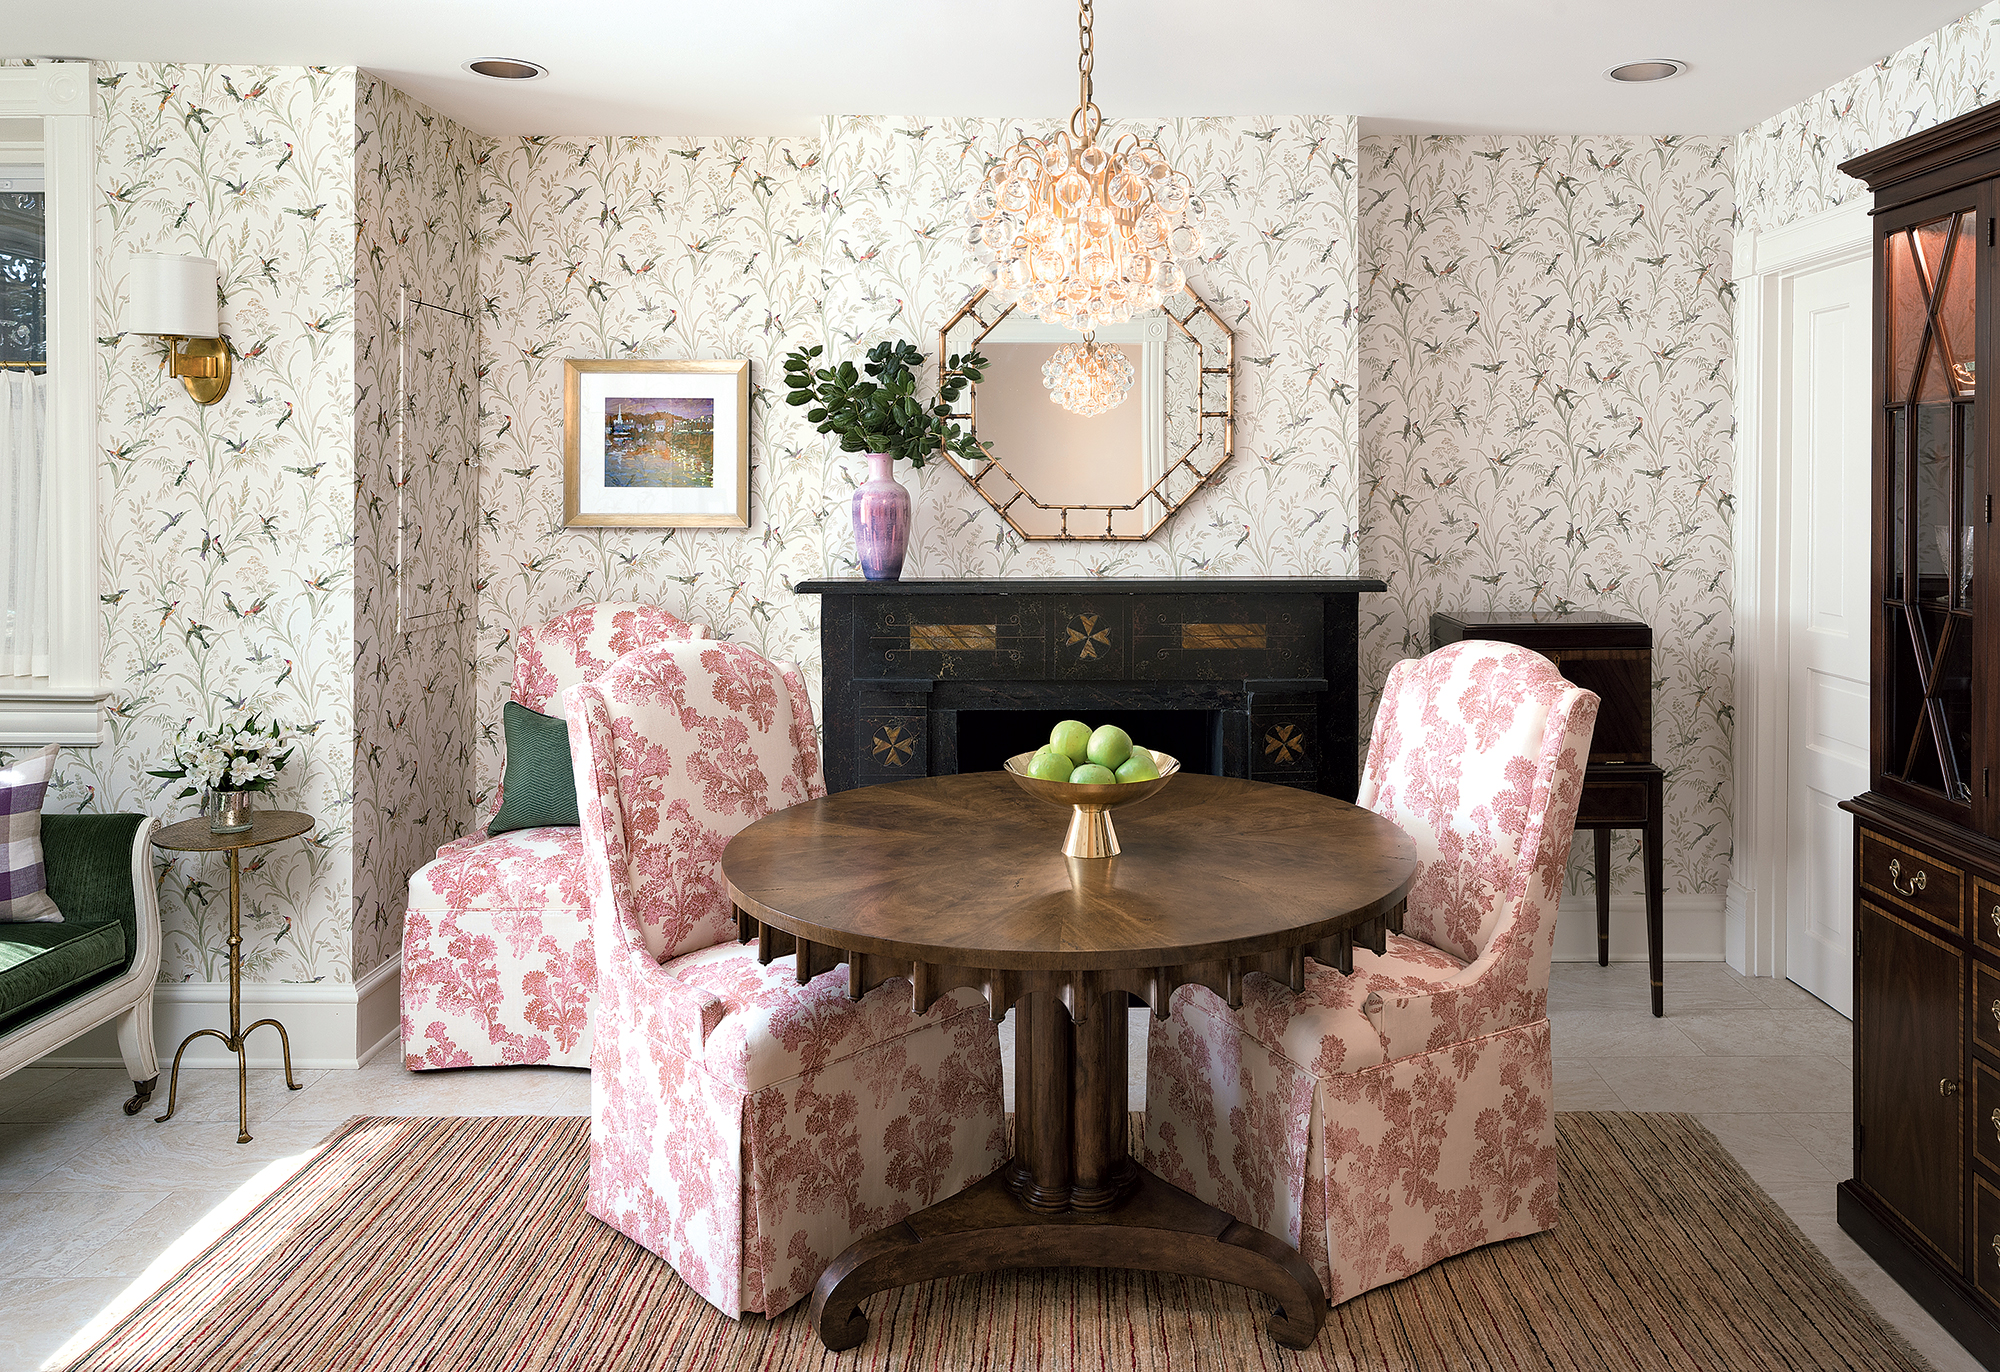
[[567, 640, 824, 963], [513, 602, 709, 717], [1358, 641, 1598, 990]]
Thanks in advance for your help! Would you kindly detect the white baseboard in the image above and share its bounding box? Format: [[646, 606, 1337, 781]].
[[36, 953, 402, 1071], [1551, 893, 1726, 963], [1724, 879, 1753, 975], [356, 955, 402, 1068]]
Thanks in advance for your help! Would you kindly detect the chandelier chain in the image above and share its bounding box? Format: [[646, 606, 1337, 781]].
[[1078, 0, 1094, 110]]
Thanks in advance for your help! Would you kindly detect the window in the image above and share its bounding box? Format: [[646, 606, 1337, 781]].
[[0, 136, 48, 678], [0, 62, 103, 746]]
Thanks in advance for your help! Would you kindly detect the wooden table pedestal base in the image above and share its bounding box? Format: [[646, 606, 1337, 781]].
[[808, 989, 1327, 1351], [810, 1166, 1325, 1351]]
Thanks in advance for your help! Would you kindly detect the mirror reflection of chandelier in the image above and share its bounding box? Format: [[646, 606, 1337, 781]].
[[1042, 333, 1135, 417], [967, 0, 1204, 338]]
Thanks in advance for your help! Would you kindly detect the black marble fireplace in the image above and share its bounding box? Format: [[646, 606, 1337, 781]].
[[795, 578, 1385, 800]]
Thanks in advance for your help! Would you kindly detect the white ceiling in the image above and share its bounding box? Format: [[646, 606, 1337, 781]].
[[1, 0, 1979, 138]]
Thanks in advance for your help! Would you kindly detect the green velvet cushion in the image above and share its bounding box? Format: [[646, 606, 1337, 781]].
[[0, 814, 146, 1037], [40, 814, 145, 954], [489, 702, 580, 836], [0, 917, 127, 1024]]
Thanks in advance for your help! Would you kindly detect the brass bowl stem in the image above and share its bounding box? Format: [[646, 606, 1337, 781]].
[[1064, 804, 1120, 858], [1002, 750, 1180, 859]]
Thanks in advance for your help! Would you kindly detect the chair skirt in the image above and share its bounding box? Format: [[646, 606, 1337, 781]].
[[1145, 984, 1556, 1305], [401, 827, 595, 1070], [588, 942, 1009, 1317]]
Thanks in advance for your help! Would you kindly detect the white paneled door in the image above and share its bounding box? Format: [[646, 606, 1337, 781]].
[[1785, 256, 1872, 1017]]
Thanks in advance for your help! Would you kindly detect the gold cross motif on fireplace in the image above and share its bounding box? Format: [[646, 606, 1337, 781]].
[[1264, 723, 1307, 766], [1065, 614, 1112, 660], [871, 725, 915, 766]]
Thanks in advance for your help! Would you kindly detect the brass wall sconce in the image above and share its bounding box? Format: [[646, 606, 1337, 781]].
[[127, 252, 231, 405]]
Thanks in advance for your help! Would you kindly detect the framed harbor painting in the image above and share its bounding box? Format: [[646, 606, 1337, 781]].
[[562, 358, 751, 527]]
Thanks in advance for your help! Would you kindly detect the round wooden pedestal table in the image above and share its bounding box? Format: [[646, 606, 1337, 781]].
[[720, 771, 1418, 1351]]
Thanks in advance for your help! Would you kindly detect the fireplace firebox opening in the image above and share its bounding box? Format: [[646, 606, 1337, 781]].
[[954, 709, 1222, 777]]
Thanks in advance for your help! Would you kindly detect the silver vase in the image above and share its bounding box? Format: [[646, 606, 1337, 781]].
[[207, 790, 255, 834]]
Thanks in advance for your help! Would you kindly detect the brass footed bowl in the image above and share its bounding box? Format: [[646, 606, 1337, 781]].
[[1002, 749, 1181, 859]]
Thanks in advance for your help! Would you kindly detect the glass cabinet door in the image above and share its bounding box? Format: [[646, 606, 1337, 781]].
[[1883, 207, 1978, 809]]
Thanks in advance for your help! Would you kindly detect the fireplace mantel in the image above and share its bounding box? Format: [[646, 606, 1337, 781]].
[[794, 578, 1385, 597], [796, 577, 1384, 799]]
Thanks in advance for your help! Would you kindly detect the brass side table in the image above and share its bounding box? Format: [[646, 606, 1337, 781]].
[[151, 809, 313, 1143]]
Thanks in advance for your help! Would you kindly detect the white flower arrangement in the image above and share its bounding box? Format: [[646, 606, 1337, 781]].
[[148, 711, 297, 797]]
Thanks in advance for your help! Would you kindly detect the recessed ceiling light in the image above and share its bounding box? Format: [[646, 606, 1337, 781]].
[[1604, 59, 1687, 83], [465, 58, 548, 81]]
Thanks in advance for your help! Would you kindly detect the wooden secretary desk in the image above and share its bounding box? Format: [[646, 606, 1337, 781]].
[[1837, 104, 2000, 1367], [1430, 611, 1666, 1015]]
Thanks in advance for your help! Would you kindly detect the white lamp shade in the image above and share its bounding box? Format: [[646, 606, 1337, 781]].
[[126, 253, 219, 338]]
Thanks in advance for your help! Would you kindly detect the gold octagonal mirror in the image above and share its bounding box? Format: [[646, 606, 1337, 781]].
[[937, 286, 1234, 540]]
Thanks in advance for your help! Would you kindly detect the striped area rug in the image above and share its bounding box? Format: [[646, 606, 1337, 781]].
[[57, 1112, 1931, 1371]]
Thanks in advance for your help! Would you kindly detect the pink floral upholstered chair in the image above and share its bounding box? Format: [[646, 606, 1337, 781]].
[[401, 603, 707, 1070], [1143, 641, 1598, 1305], [570, 639, 1007, 1318]]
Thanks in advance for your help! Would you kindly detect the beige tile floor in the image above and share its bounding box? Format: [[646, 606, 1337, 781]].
[[0, 961, 1976, 1371]]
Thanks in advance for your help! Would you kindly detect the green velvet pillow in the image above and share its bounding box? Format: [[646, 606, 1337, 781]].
[[488, 702, 580, 836]]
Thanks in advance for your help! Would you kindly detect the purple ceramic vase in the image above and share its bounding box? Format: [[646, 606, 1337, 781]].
[[851, 453, 910, 582]]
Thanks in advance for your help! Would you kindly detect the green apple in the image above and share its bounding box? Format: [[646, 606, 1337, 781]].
[[1068, 763, 1117, 785], [1116, 748, 1160, 783], [1050, 718, 1093, 765], [1086, 724, 1132, 769], [1026, 747, 1072, 782]]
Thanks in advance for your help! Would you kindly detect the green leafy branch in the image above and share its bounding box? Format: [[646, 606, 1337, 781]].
[[781, 338, 986, 470]]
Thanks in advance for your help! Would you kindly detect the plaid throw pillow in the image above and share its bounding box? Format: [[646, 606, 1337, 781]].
[[0, 743, 62, 922]]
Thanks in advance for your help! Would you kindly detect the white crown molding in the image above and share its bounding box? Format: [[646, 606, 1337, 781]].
[[0, 681, 114, 746], [1734, 199, 1872, 281], [0, 62, 89, 119]]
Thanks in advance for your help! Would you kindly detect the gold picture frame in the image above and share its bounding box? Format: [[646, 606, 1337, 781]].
[[562, 358, 751, 528]]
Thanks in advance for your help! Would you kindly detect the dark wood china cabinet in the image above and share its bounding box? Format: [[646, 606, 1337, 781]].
[[1841, 104, 2000, 1367]]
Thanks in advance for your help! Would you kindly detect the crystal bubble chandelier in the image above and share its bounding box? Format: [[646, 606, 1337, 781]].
[[967, 0, 1204, 337], [1042, 335, 1135, 417]]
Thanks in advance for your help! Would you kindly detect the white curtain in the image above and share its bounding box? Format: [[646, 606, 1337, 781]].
[[0, 367, 47, 678]]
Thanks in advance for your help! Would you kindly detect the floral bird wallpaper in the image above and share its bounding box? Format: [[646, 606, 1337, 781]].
[[71, 62, 361, 985], [1356, 134, 1737, 900], [471, 115, 1362, 805], [16, 62, 476, 996], [22, 94, 1373, 996], [815, 115, 1360, 583], [1736, 4, 1999, 238], [351, 77, 479, 978], [473, 133, 826, 803]]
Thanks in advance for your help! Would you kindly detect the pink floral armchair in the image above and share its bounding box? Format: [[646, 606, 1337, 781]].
[[1143, 641, 1598, 1305], [400, 603, 708, 1070], [569, 640, 1006, 1318]]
